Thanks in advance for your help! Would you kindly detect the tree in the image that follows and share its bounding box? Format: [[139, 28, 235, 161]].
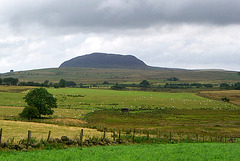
[[66, 81, 77, 87], [140, 80, 150, 87], [220, 83, 230, 89], [167, 77, 179, 81], [58, 79, 66, 87], [3, 77, 18, 85], [19, 106, 40, 120], [23, 88, 57, 116]]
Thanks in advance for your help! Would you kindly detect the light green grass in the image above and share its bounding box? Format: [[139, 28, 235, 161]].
[[0, 87, 238, 110], [47, 88, 239, 109], [0, 143, 239, 161]]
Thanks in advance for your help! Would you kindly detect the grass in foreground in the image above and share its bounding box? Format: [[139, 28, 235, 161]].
[[0, 143, 240, 161]]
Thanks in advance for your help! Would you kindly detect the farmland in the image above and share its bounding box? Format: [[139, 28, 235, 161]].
[[0, 86, 239, 139], [0, 85, 240, 160]]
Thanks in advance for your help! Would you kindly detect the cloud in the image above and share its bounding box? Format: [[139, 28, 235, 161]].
[[1, 0, 240, 35], [0, 0, 239, 73]]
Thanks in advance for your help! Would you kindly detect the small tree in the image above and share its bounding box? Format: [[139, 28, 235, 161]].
[[23, 88, 57, 117], [59, 79, 66, 87], [140, 80, 150, 87], [19, 106, 40, 120]]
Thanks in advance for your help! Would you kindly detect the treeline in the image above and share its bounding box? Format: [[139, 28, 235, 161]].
[[0, 78, 19, 85], [0, 78, 79, 88], [110, 80, 240, 90]]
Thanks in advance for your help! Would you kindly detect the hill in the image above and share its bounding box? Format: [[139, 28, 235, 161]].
[[59, 53, 148, 69], [1, 67, 240, 84]]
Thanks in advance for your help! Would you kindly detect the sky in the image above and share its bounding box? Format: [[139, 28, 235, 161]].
[[0, 0, 240, 73]]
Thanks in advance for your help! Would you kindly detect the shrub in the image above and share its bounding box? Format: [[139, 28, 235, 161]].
[[19, 106, 40, 120]]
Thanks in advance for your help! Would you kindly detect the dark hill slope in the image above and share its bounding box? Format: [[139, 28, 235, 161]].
[[59, 53, 148, 69]]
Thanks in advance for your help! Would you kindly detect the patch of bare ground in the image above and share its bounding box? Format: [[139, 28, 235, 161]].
[[198, 90, 240, 106]]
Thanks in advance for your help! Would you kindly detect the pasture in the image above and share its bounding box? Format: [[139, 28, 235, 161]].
[[0, 86, 239, 134], [0, 120, 111, 142], [1, 143, 240, 161]]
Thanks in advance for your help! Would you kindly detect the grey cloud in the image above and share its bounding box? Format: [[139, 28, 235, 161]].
[[4, 0, 240, 34]]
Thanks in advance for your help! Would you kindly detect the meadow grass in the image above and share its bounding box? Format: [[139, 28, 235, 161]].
[[85, 109, 240, 134], [0, 143, 239, 161], [0, 120, 111, 142], [0, 86, 238, 110], [199, 90, 240, 106], [47, 88, 239, 110], [0, 106, 91, 119]]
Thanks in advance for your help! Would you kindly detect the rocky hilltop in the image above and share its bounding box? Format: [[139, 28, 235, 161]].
[[59, 53, 148, 69]]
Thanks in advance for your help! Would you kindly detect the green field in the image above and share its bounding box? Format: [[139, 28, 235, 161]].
[[0, 86, 239, 134], [0, 143, 239, 161], [1, 86, 237, 109]]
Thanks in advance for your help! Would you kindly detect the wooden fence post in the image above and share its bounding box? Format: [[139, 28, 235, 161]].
[[113, 131, 116, 141], [0, 128, 2, 145], [27, 130, 31, 149], [47, 131, 51, 142], [103, 130, 106, 140], [147, 131, 149, 141], [118, 130, 121, 140], [169, 132, 172, 142], [80, 129, 83, 147], [133, 129, 135, 143]]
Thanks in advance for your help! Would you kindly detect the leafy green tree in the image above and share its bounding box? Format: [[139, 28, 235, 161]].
[[0, 78, 2, 85], [59, 79, 67, 87], [23, 88, 57, 116], [66, 81, 77, 87], [234, 82, 240, 90], [140, 80, 150, 87], [19, 106, 40, 120], [220, 83, 230, 89]]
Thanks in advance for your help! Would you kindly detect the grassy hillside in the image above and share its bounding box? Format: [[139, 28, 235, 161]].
[[1, 67, 240, 84]]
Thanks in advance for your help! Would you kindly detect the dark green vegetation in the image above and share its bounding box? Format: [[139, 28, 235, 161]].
[[21, 88, 57, 118], [1, 143, 240, 160]]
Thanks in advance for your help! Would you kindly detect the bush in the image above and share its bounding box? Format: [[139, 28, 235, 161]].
[[19, 106, 40, 120]]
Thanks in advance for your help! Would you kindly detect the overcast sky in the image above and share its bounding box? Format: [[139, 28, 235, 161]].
[[0, 0, 240, 73]]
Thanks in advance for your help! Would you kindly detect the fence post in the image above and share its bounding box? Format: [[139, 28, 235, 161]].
[[147, 131, 149, 141], [169, 132, 172, 142], [118, 130, 121, 141], [47, 131, 51, 142], [0, 128, 2, 145], [133, 129, 135, 143], [27, 130, 31, 149], [103, 130, 106, 140], [80, 129, 83, 147], [196, 133, 198, 142], [113, 131, 116, 141]]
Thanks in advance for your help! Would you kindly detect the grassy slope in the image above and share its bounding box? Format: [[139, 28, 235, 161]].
[[1, 143, 240, 161], [1, 67, 240, 84]]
